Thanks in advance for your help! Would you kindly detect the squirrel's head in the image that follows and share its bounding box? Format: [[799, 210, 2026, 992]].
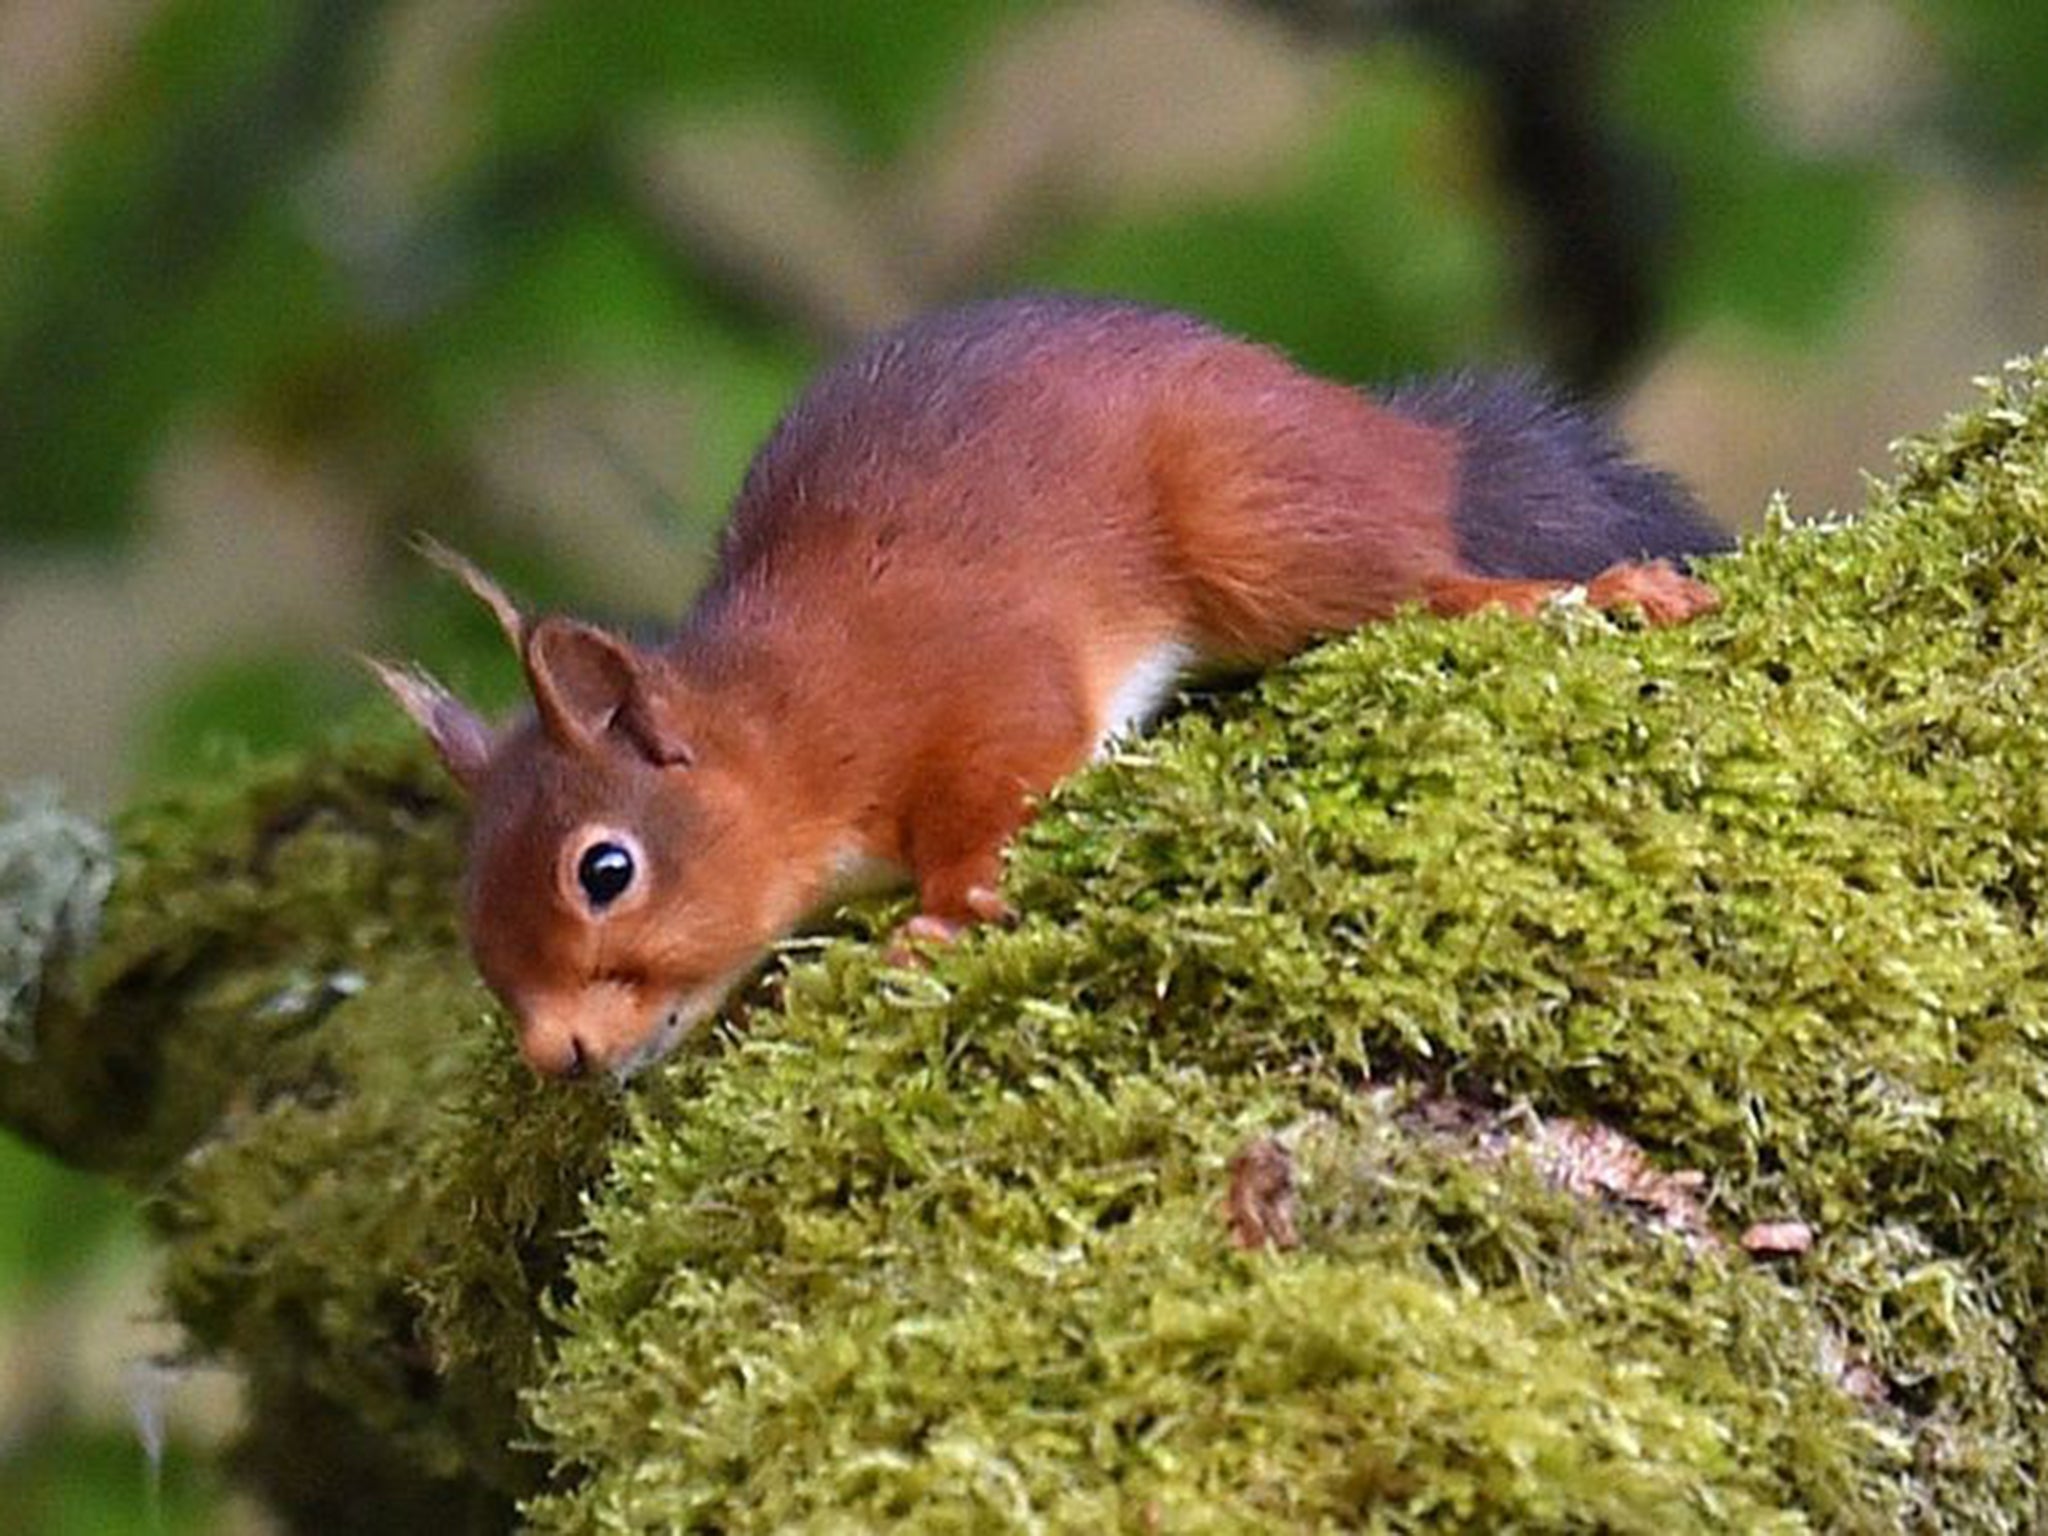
[[369, 541, 777, 1081]]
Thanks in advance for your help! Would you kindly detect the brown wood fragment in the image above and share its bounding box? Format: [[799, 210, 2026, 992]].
[[1223, 1136, 1299, 1252], [1369, 1087, 1889, 1413], [1528, 1117, 1720, 1253]]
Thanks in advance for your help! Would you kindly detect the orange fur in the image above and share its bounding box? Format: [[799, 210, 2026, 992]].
[[373, 297, 1723, 1078]]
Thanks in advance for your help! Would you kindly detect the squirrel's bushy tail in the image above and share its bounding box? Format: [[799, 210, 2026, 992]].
[[1386, 374, 1733, 581]]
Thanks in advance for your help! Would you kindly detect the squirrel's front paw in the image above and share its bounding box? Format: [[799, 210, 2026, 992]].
[[884, 888, 1017, 966], [1585, 560, 1721, 625]]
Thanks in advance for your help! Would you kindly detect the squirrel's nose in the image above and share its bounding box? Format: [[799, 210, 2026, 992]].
[[519, 1025, 592, 1079]]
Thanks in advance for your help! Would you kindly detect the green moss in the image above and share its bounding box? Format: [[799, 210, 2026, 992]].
[[0, 730, 623, 1525], [12, 360, 2048, 1529], [532, 357, 2048, 1530]]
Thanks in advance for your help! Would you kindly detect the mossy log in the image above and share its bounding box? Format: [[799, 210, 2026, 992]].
[[11, 361, 2048, 1531]]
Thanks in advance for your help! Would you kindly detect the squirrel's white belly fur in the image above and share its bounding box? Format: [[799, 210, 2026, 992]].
[[1093, 640, 1199, 759]]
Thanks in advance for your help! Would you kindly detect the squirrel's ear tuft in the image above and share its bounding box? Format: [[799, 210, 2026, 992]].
[[523, 618, 694, 767], [361, 657, 495, 793], [413, 533, 526, 655]]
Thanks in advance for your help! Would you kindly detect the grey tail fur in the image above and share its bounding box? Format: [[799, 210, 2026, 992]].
[[1386, 373, 1733, 581]]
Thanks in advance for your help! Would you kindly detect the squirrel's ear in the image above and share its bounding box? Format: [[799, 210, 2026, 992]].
[[362, 658, 495, 793], [524, 618, 694, 767]]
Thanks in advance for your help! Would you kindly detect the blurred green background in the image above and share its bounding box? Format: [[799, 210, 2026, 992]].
[[1, 1, 2044, 1529]]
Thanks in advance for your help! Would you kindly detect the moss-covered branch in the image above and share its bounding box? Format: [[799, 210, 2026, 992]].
[[10, 359, 2048, 1530]]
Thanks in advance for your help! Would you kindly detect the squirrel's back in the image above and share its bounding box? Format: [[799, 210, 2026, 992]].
[[701, 296, 1726, 662], [712, 297, 1222, 578]]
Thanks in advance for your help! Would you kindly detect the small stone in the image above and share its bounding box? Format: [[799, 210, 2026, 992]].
[[1741, 1220, 1814, 1257]]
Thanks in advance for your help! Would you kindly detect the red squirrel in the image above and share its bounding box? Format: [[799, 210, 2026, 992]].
[[371, 296, 1728, 1081]]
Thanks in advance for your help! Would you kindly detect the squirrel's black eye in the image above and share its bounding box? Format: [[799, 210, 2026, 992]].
[[577, 841, 636, 910]]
